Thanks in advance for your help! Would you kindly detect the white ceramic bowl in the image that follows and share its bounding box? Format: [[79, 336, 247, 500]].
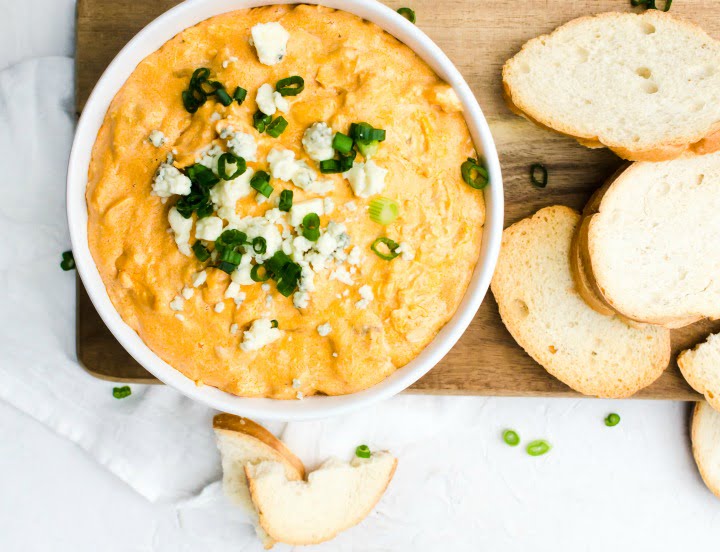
[[67, 0, 504, 420]]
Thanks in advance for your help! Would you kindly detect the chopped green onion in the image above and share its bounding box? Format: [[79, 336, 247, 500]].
[[502, 430, 520, 447], [319, 159, 343, 174], [356, 140, 379, 158], [186, 163, 220, 190], [279, 189, 293, 212], [368, 197, 399, 225], [302, 213, 321, 242], [175, 190, 209, 219], [271, 319, 279, 328], [218, 261, 238, 274], [250, 264, 271, 282], [338, 149, 357, 171], [397, 7, 416, 23], [250, 171, 273, 197], [526, 440, 551, 456], [266, 116, 288, 138], [632, 0, 671, 10], [195, 202, 214, 219], [350, 122, 386, 142], [370, 237, 400, 261], [217, 229, 247, 248], [253, 110, 272, 133], [182, 88, 206, 113], [219, 248, 243, 265], [233, 86, 248, 104], [332, 132, 354, 153], [355, 444, 371, 458], [192, 241, 211, 262], [461, 158, 489, 190], [276, 76, 305, 96], [530, 163, 548, 189], [252, 237, 267, 255], [60, 250, 76, 271], [190, 67, 211, 87], [605, 413, 621, 427], [112, 386, 132, 399], [218, 152, 246, 180], [215, 87, 233, 106], [265, 251, 302, 296]]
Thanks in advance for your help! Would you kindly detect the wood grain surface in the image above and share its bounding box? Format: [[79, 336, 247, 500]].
[[76, 0, 720, 397]]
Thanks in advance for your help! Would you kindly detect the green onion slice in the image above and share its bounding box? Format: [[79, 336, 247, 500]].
[[632, 0, 671, 10], [397, 7, 416, 23], [195, 202, 214, 219], [302, 213, 321, 242], [182, 88, 206, 114], [279, 189, 293, 212], [502, 430, 520, 447], [356, 140, 379, 158], [350, 122, 386, 142], [276, 76, 305, 96], [530, 163, 548, 189], [355, 444, 371, 458], [461, 158, 489, 190], [233, 86, 248, 104], [332, 132, 354, 153], [217, 229, 247, 248], [605, 413, 621, 427], [186, 163, 220, 189], [271, 319, 279, 328], [112, 386, 132, 399], [214, 87, 233, 107], [319, 159, 343, 174], [250, 171, 273, 197], [368, 197, 399, 225], [218, 152, 247, 181], [338, 149, 357, 172], [60, 250, 76, 271], [526, 440, 552, 456], [252, 236, 268, 255], [219, 248, 243, 265], [370, 237, 400, 260], [250, 263, 271, 282], [192, 241, 211, 262], [218, 261, 238, 274], [253, 110, 272, 133], [265, 251, 302, 297], [266, 116, 288, 138]]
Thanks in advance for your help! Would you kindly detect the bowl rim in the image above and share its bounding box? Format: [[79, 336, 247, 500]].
[[67, 0, 504, 420]]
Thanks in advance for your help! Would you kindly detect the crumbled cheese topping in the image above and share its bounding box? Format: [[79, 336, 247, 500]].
[[221, 127, 258, 162], [256, 83, 289, 116], [324, 197, 335, 215], [317, 323, 332, 336], [181, 287, 194, 300], [230, 323, 239, 335], [251, 22, 289, 66], [168, 206, 193, 257], [345, 201, 357, 212], [169, 296, 184, 312], [195, 216, 224, 241], [292, 378, 301, 388], [347, 246, 363, 266], [356, 285, 374, 310], [234, 292, 247, 306], [267, 149, 332, 195], [197, 144, 224, 173], [222, 56, 239, 69], [225, 282, 242, 300], [214, 302, 225, 313], [210, 168, 255, 224], [302, 122, 335, 162], [293, 291, 310, 309], [330, 266, 354, 286], [240, 318, 282, 351], [152, 164, 191, 198], [192, 270, 207, 288], [148, 130, 167, 147], [343, 160, 388, 198], [396, 242, 416, 261], [289, 198, 324, 227], [175, 314, 185, 322]]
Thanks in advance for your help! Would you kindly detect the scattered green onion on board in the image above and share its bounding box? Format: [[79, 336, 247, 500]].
[[631, 0, 671, 11], [355, 444, 372, 458], [530, 163, 548, 188], [370, 237, 401, 260], [112, 386, 132, 399], [217, 152, 246, 180], [266, 116, 289, 138], [233, 86, 247, 104], [250, 171, 273, 197], [368, 197, 400, 225], [526, 439, 552, 456], [60, 250, 76, 271], [503, 430, 521, 447], [461, 157, 489, 189], [279, 189, 293, 212], [397, 7, 416, 23], [192, 241, 211, 262], [276, 75, 305, 96], [605, 413, 621, 427]]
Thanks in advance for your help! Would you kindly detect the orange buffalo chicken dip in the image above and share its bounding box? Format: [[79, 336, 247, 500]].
[[86, 4, 487, 398]]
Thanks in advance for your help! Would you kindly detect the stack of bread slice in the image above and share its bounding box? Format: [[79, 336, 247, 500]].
[[496, 10, 720, 404], [213, 414, 397, 548]]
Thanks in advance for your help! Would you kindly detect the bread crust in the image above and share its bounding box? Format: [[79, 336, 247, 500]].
[[691, 402, 720, 499], [502, 11, 720, 161], [678, 336, 720, 412], [213, 413, 306, 480]]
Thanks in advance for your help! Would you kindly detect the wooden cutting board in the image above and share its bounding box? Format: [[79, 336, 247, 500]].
[[76, 0, 720, 397]]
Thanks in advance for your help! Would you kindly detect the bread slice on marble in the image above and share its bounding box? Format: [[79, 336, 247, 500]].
[[691, 401, 720, 499]]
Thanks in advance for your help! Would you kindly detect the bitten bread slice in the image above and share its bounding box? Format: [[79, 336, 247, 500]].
[[574, 151, 720, 328], [679, 333, 720, 412], [503, 12, 720, 161], [213, 414, 305, 549], [691, 401, 720, 499], [491, 206, 670, 398], [247, 452, 397, 546]]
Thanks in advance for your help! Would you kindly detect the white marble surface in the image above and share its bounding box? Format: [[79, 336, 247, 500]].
[[1, 1, 719, 550]]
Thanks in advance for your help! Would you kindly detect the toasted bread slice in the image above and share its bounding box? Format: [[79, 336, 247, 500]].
[[213, 414, 305, 549], [491, 206, 671, 398], [503, 12, 720, 161], [691, 401, 720, 499], [247, 452, 397, 546], [679, 333, 720, 412], [574, 151, 720, 328]]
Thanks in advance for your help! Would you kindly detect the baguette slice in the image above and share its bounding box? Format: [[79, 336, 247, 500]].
[[213, 414, 305, 549], [691, 401, 720, 499], [679, 333, 720, 412], [503, 11, 720, 161], [247, 452, 397, 546], [491, 206, 670, 398], [575, 151, 720, 328]]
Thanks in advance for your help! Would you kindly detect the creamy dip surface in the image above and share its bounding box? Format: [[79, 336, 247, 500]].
[[87, 4, 486, 398]]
